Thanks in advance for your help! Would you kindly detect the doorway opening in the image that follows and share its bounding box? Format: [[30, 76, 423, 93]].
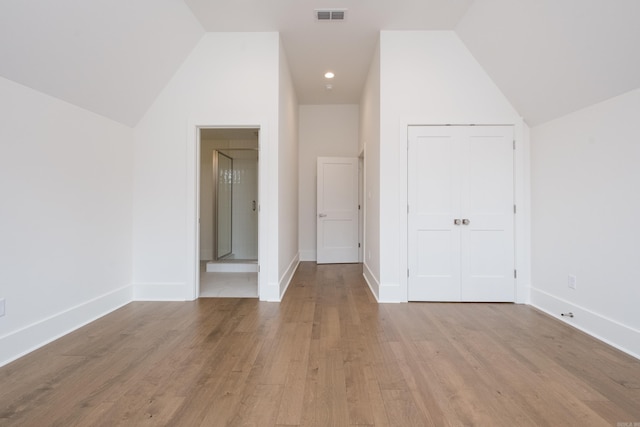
[[199, 128, 259, 298]]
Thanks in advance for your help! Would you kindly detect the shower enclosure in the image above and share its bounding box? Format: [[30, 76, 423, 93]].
[[199, 128, 259, 275], [214, 151, 233, 260]]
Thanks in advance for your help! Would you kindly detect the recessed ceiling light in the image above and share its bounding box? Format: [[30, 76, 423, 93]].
[[324, 72, 335, 79]]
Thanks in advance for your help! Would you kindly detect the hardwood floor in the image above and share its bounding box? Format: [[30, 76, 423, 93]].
[[1, 262, 639, 426]]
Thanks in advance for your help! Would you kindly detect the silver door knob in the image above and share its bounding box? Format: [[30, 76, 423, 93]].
[[454, 219, 461, 225], [462, 219, 470, 225], [319, 213, 327, 218]]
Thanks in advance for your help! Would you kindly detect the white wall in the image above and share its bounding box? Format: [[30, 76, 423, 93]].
[[132, 33, 280, 301], [0, 76, 133, 366], [530, 89, 640, 358], [278, 40, 300, 298], [360, 42, 381, 299], [298, 105, 360, 261], [378, 31, 528, 302]]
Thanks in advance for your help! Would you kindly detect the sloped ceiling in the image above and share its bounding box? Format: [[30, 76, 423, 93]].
[[0, 0, 204, 127], [183, 0, 474, 105], [0, 0, 638, 127], [456, 0, 640, 125]]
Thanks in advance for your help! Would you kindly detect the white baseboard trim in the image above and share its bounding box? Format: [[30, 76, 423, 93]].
[[530, 287, 640, 360], [299, 250, 316, 262], [278, 253, 300, 301], [363, 262, 379, 301], [0, 285, 132, 367], [133, 282, 187, 301]]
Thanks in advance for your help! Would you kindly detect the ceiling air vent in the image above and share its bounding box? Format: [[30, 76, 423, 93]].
[[315, 9, 347, 21]]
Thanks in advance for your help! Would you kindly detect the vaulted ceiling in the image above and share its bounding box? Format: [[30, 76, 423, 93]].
[[456, 0, 640, 125], [0, 0, 638, 127]]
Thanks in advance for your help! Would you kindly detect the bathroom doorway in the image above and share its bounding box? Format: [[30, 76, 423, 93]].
[[199, 128, 259, 298]]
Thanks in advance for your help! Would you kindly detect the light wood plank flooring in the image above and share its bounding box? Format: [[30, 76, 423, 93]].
[[1, 262, 639, 426]]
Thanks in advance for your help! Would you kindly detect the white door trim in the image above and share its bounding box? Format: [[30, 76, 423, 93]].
[[358, 155, 364, 263], [186, 119, 269, 301]]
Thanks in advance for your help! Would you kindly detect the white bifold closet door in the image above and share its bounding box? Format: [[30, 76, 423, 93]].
[[408, 126, 515, 302]]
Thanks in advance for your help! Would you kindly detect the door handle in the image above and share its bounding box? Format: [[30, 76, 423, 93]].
[[462, 219, 470, 225], [454, 219, 461, 225], [319, 213, 327, 218], [252, 200, 256, 212]]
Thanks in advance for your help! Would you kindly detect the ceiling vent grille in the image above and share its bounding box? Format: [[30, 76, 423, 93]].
[[315, 9, 347, 21]]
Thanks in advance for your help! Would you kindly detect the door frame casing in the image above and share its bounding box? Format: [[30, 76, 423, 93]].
[[396, 119, 531, 304], [358, 154, 364, 263], [186, 120, 268, 301]]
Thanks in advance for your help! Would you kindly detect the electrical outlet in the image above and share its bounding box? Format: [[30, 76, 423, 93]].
[[568, 275, 577, 290], [0, 298, 5, 317]]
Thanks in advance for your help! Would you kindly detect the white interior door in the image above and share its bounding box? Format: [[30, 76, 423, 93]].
[[408, 128, 463, 301], [408, 126, 515, 302], [461, 127, 515, 301], [317, 157, 359, 264]]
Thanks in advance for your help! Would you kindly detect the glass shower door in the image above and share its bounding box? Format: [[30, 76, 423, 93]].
[[215, 151, 233, 259]]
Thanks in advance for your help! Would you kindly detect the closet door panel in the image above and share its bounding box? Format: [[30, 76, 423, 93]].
[[408, 127, 463, 301], [461, 127, 515, 301], [408, 125, 515, 302]]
